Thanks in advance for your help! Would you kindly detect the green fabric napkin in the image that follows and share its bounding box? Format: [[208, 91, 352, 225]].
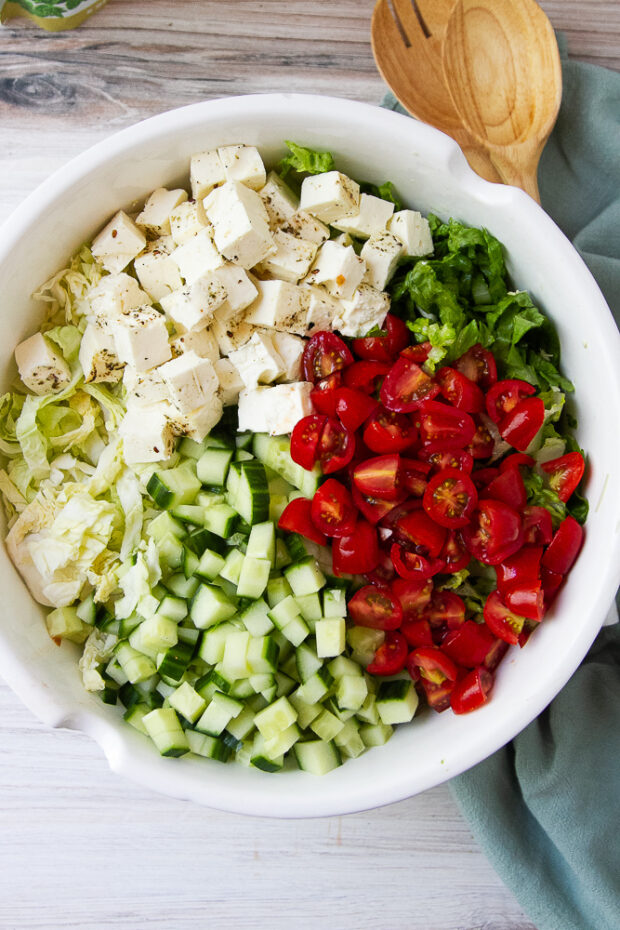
[[383, 41, 620, 930]]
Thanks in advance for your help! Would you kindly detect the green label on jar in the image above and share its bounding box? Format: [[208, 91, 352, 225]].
[[0, 0, 109, 31]]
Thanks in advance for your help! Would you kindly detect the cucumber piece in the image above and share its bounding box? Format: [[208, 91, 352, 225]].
[[235, 449, 254, 462], [176, 625, 200, 647], [123, 703, 151, 735], [245, 521, 276, 564], [239, 598, 274, 637], [221, 630, 251, 680], [183, 548, 199, 579], [228, 677, 255, 699], [250, 733, 284, 772], [297, 667, 334, 704], [376, 679, 419, 725], [186, 729, 231, 762], [295, 643, 323, 683], [178, 436, 205, 460], [147, 465, 201, 509], [295, 593, 322, 623], [76, 592, 96, 625], [203, 503, 238, 538], [184, 526, 225, 556], [347, 626, 385, 666], [236, 432, 253, 451], [356, 692, 380, 725], [289, 688, 322, 729], [269, 595, 302, 630], [336, 675, 368, 712], [226, 460, 270, 526], [322, 588, 347, 618], [360, 722, 393, 747], [197, 447, 234, 486], [252, 433, 320, 498], [226, 704, 256, 741], [134, 615, 179, 653], [156, 595, 188, 622], [334, 719, 366, 759], [266, 576, 293, 607], [315, 618, 346, 658], [116, 643, 157, 684], [264, 723, 300, 759], [157, 640, 195, 683], [170, 504, 207, 526], [236, 556, 271, 599], [274, 539, 292, 571], [219, 549, 245, 585], [328, 656, 364, 679], [157, 533, 185, 572], [281, 615, 309, 648], [143, 707, 189, 757], [195, 663, 234, 697], [190, 584, 236, 629], [246, 635, 279, 675], [168, 681, 207, 724], [146, 511, 187, 542], [294, 739, 342, 775], [269, 494, 289, 523], [284, 558, 326, 597], [194, 548, 226, 582], [254, 696, 297, 740], [311, 708, 345, 741], [166, 572, 200, 599], [274, 671, 296, 698], [196, 691, 244, 736]]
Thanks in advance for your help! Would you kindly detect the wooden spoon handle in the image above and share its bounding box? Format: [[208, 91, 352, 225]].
[[487, 151, 542, 203], [460, 146, 503, 184]]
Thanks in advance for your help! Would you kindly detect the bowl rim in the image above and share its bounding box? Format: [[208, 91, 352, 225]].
[[1, 92, 619, 818]]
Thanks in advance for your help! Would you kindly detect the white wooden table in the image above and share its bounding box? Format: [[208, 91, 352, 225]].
[[1, 3, 618, 927]]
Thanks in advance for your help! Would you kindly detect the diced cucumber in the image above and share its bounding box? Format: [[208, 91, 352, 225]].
[[235, 449, 254, 462], [269, 595, 301, 630], [347, 626, 385, 666], [156, 595, 188, 622], [76, 592, 96, 625], [247, 635, 279, 675], [264, 723, 300, 758], [236, 556, 271, 599], [196, 622, 237, 665], [252, 433, 321, 498], [239, 599, 274, 637], [105, 658, 129, 687], [165, 572, 200, 599], [311, 708, 344, 741], [219, 549, 245, 585], [197, 447, 234, 486], [245, 521, 276, 564], [295, 593, 322, 623], [195, 548, 226, 582], [170, 504, 207, 526], [315, 618, 346, 658], [186, 729, 231, 762], [356, 692, 380, 725], [195, 663, 234, 697], [274, 539, 292, 571], [254, 696, 297, 740], [221, 630, 251, 679], [226, 460, 270, 526], [228, 677, 255, 699], [157, 640, 195, 683], [116, 643, 157, 684], [183, 548, 199, 579], [157, 533, 185, 572], [203, 503, 238, 538], [190, 584, 236, 629], [196, 691, 243, 736], [123, 703, 151, 735], [284, 558, 326, 597], [250, 733, 284, 772], [168, 682, 207, 724], [177, 625, 200, 647], [323, 588, 347, 618], [146, 511, 187, 542], [281, 615, 309, 647], [267, 576, 293, 607], [294, 740, 342, 775], [226, 705, 256, 741], [133, 615, 178, 654], [360, 722, 393, 747], [328, 656, 364, 679], [45, 606, 89, 643], [269, 495, 289, 523], [178, 436, 205, 460], [147, 465, 201, 509], [296, 643, 323, 683], [336, 675, 368, 711], [334, 719, 365, 759], [376, 679, 419, 725], [274, 671, 296, 697], [297, 667, 334, 704], [143, 707, 189, 757], [289, 689, 322, 729], [236, 432, 253, 451], [184, 526, 225, 555]]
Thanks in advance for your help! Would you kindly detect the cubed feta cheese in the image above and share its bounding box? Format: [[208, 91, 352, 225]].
[[176, 395, 224, 442], [270, 331, 305, 381], [303, 284, 340, 334], [388, 210, 434, 256], [228, 332, 285, 388], [135, 188, 189, 237], [119, 401, 176, 465], [157, 350, 219, 415], [190, 149, 226, 200], [78, 322, 124, 383], [255, 230, 318, 283], [87, 273, 150, 322], [334, 284, 390, 338], [332, 193, 395, 239], [210, 316, 255, 355], [244, 279, 308, 335], [332, 232, 353, 248], [259, 171, 299, 227], [305, 240, 366, 299], [90, 210, 146, 275], [203, 181, 275, 269], [238, 383, 314, 435], [361, 232, 405, 290], [280, 210, 330, 245], [123, 366, 169, 406], [171, 227, 225, 285], [218, 144, 266, 191], [134, 236, 183, 302], [299, 171, 360, 223], [160, 272, 227, 333], [214, 357, 244, 406], [112, 307, 171, 371], [170, 327, 219, 363], [15, 332, 72, 395], [169, 200, 210, 246], [212, 263, 258, 319]]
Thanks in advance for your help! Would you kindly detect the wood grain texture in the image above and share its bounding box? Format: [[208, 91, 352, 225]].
[[0, 2, 617, 927]]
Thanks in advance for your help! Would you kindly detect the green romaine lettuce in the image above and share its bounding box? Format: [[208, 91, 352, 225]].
[[278, 141, 335, 178]]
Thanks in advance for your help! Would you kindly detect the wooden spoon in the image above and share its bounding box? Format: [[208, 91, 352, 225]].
[[442, 0, 562, 202]]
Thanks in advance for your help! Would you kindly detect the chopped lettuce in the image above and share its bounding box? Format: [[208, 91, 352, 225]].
[[33, 245, 105, 325], [278, 141, 335, 178]]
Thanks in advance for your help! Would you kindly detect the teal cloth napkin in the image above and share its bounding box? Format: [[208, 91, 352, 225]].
[[382, 40, 620, 930]]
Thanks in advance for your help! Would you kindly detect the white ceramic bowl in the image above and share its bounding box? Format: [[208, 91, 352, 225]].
[[1, 94, 619, 818]]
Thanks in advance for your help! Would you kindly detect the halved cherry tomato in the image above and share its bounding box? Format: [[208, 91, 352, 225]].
[[394, 509, 446, 558], [483, 589, 526, 644], [419, 445, 474, 475], [401, 341, 431, 363], [400, 458, 431, 496], [451, 667, 493, 714], [316, 418, 355, 474], [495, 546, 543, 593], [351, 484, 407, 525], [503, 581, 545, 622], [485, 379, 536, 423], [348, 584, 403, 630], [310, 478, 357, 538], [463, 498, 524, 565], [363, 406, 418, 454], [435, 366, 485, 413], [343, 360, 390, 394], [278, 497, 327, 546], [522, 505, 553, 546], [364, 549, 397, 585], [423, 467, 478, 528], [310, 372, 342, 416], [391, 543, 445, 579], [485, 467, 527, 511], [414, 400, 476, 450], [454, 344, 497, 390], [380, 357, 440, 412], [366, 631, 408, 676], [391, 576, 433, 617], [541, 452, 585, 502], [302, 331, 353, 383], [351, 313, 409, 362], [401, 617, 434, 647], [471, 467, 499, 490], [408, 646, 459, 685], [420, 677, 456, 712], [379, 498, 423, 531], [442, 621, 497, 668], [290, 415, 326, 471], [499, 452, 535, 473], [332, 520, 380, 576], [518, 619, 537, 648], [541, 566, 563, 607], [334, 387, 378, 432], [466, 415, 495, 459], [541, 515, 583, 574], [426, 591, 466, 630], [499, 397, 545, 452], [484, 638, 509, 672], [354, 453, 402, 501], [440, 530, 471, 573]]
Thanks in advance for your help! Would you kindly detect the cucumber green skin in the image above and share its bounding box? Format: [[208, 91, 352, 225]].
[[252, 434, 320, 498]]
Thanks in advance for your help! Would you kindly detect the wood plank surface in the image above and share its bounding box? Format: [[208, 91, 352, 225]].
[[0, 2, 618, 928]]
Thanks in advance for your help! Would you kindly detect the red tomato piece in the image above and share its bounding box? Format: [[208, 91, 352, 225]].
[[471, 467, 499, 490], [348, 584, 403, 630], [420, 677, 455, 712], [463, 498, 524, 565], [541, 566, 564, 608], [435, 366, 485, 413], [414, 400, 476, 450], [316, 418, 355, 474], [364, 549, 397, 585], [394, 509, 447, 558], [310, 478, 357, 538], [419, 445, 474, 475], [541, 452, 586, 502], [499, 453, 535, 473], [351, 313, 409, 363], [484, 638, 509, 672], [363, 406, 418, 454], [440, 530, 471, 574], [400, 458, 431, 496], [332, 520, 381, 576], [343, 360, 390, 394], [495, 546, 543, 593], [485, 467, 527, 511], [302, 331, 353, 383], [310, 372, 342, 416], [379, 498, 423, 532], [454, 344, 497, 390], [442, 621, 498, 668], [334, 387, 378, 432], [409, 646, 459, 685], [351, 484, 407, 525], [423, 467, 478, 528], [391, 543, 445, 579], [401, 617, 434, 647], [450, 666, 494, 714], [522, 505, 553, 546], [380, 357, 440, 412], [541, 515, 583, 574], [290, 415, 326, 471], [466, 415, 495, 459], [503, 581, 545, 622], [391, 576, 433, 617], [485, 379, 536, 424], [499, 397, 545, 452], [353, 453, 402, 502], [366, 631, 408, 676], [426, 590, 466, 630], [278, 498, 327, 546], [401, 342, 432, 363], [483, 589, 526, 644]]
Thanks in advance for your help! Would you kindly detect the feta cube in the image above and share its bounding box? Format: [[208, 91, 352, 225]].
[[361, 232, 405, 290], [332, 232, 353, 248], [214, 357, 244, 406], [112, 307, 171, 371], [218, 144, 266, 191], [15, 332, 71, 395], [332, 193, 395, 239], [256, 230, 318, 283], [203, 181, 275, 269], [91, 210, 146, 275], [244, 279, 308, 335], [334, 285, 390, 338], [169, 200, 210, 246], [135, 188, 189, 237], [259, 171, 298, 227], [210, 316, 255, 355], [270, 331, 305, 381], [78, 322, 124, 383], [119, 401, 176, 465], [305, 241, 366, 299], [280, 210, 330, 245], [160, 273, 227, 333], [87, 273, 150, 322], [123, 366, 169, 406], [171, 227, 224, 285], [299, 171, 360, 223], [158, 350, 219, 415], [238, 383, 314, 435], [228, 332, 285, 389], [176, 395, 224, 442], [190, 149, 226, 200], [134, 236, 183, 302], [388, 210, 434, 256], [170, 327, 219, 363], [212, 263, 258, 320], [303, 285, 340, 334]]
